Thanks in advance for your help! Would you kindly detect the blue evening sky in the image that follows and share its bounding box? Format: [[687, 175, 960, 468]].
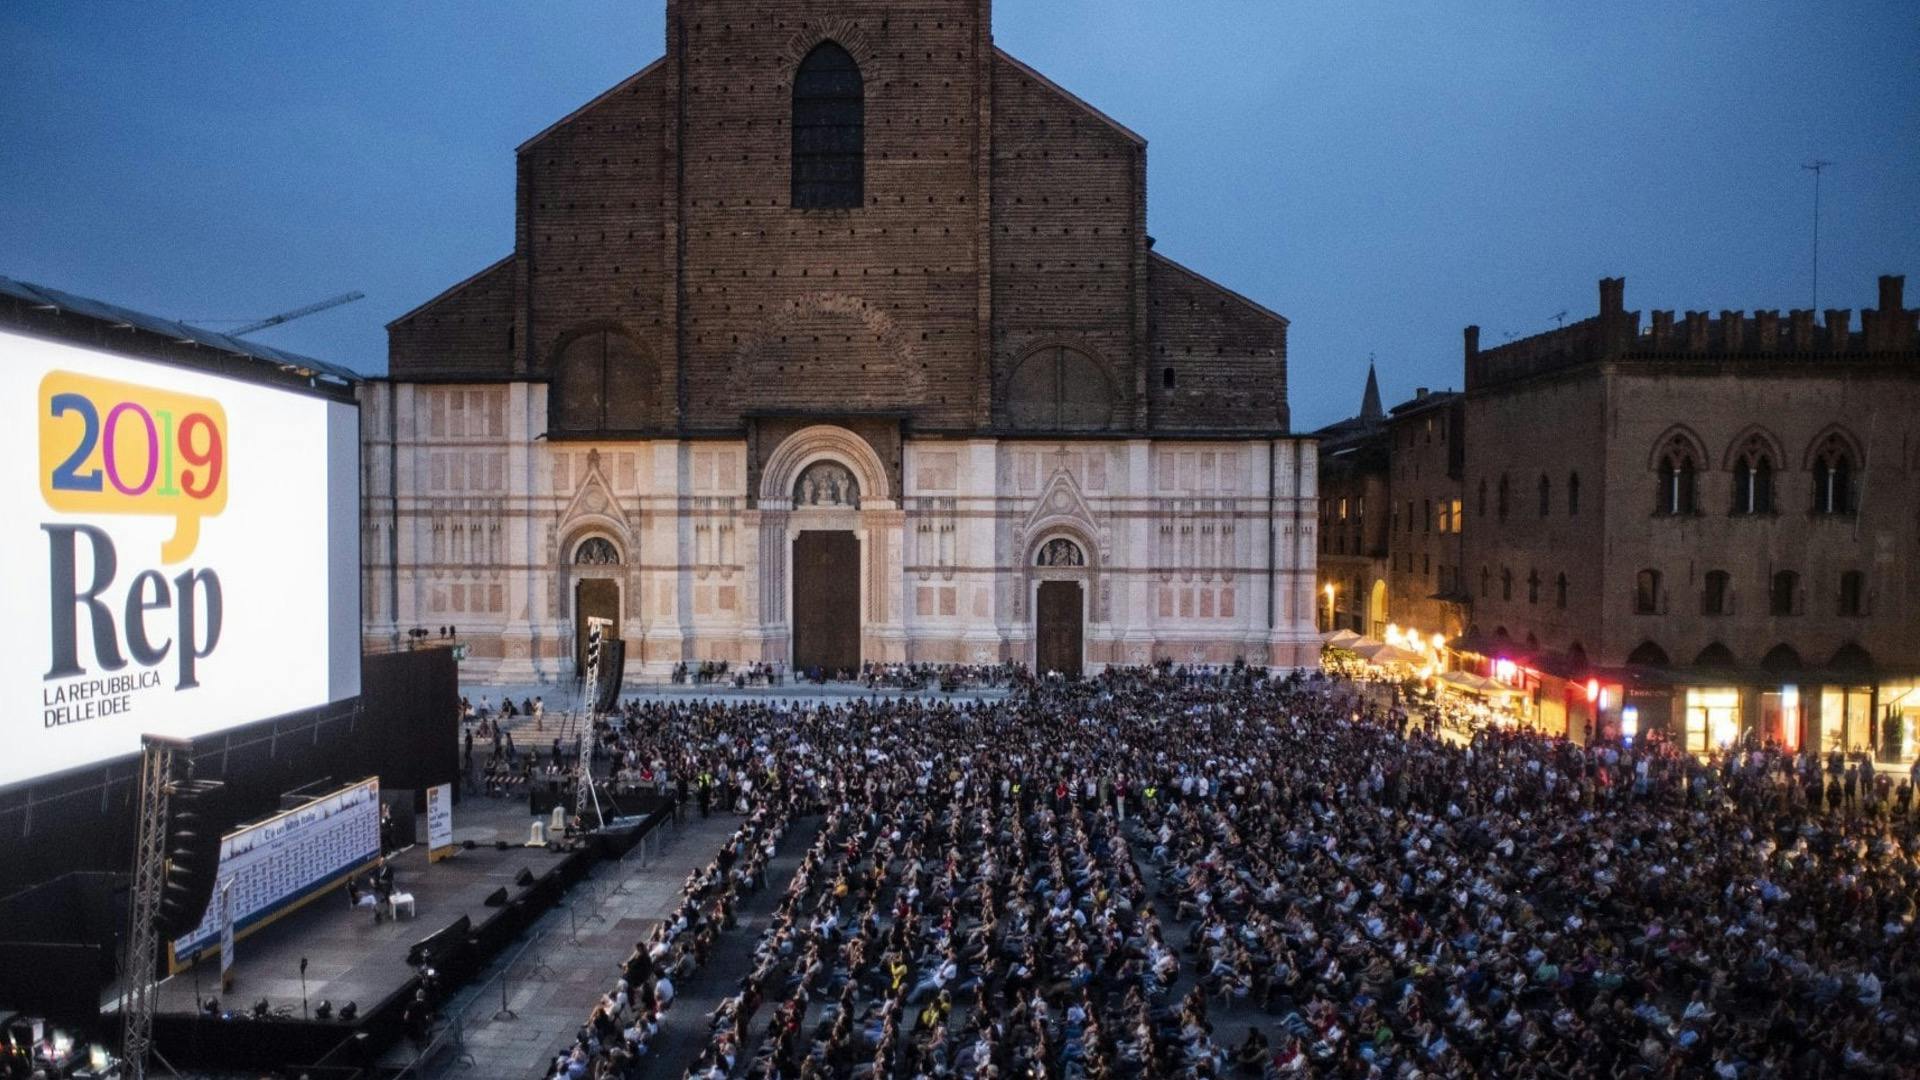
[[2, 1, 1914, 430]]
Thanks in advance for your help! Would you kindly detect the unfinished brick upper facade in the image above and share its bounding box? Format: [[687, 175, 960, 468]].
[[387, 1, 1287, 436]]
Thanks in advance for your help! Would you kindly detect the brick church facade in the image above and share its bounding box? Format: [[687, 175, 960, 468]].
[[360, 0, 1319, 682]]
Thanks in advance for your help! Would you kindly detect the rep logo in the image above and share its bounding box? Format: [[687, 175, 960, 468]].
[[40, 371, 228, 564], [38, 372, 227, 690]]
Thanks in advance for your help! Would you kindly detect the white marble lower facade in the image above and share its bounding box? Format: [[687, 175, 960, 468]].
[[359, 382, 1321, 685]]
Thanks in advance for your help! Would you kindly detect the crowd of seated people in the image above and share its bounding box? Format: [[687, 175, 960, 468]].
[[542, 665, 1917, 1078], [856, 662, 1026, 693], [673, 661, 789, 687], [548, 799, 795, 1080]]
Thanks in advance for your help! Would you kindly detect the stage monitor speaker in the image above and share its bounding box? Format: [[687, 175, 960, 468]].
[[594, 641, 626, 712], [483, 887, 508, 907], [494, 840, 510, 850], [515, 867, 534, 887]]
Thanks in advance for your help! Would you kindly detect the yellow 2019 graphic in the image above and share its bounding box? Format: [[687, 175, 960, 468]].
[[39, 372, 228, 564]]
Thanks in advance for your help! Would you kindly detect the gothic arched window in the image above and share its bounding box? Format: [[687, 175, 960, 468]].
[[1656, 436, 1698, 515], [1555, 572, 1568, 609], [1811, 434, 1856, 515], [1731, 435, 1775, 515], [792, 42, 865, 210]]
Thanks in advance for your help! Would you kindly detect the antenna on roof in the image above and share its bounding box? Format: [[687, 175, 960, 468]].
[[1550, 311, 1567, 329], [1802, 160, 1833, 312]]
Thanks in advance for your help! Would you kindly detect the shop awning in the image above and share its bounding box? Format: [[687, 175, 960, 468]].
[[1439, 671, 1521, 696], [1351, 641, 1423, 666]]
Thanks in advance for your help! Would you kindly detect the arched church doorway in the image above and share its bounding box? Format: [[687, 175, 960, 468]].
[[574, 579, 619, 675], [1368, 579, 1388, 637], [789, 460, 864, 678], [1034, 537, 1087, 678], [572, 536, 622, 675]]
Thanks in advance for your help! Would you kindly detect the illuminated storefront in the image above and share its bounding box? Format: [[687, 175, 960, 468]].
[[1758, 685, 1802, 753], [1881, 682, 1920, 765], [1683, 687, 1741, 755], [1817, 686, 1874, 754]]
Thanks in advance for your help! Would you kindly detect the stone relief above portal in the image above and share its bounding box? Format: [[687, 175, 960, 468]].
[[794, 460, 861, 509]]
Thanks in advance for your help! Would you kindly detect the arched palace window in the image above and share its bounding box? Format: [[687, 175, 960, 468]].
[[792, 42, 865, 209], [1656, 436, 1698, 515], [1730, 434, 1775, 515], [1036, 538, 1087, 567], [1811, 434, 1856, 515]]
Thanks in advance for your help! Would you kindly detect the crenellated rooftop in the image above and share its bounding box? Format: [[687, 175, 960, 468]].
[[1465, 275, 1917, 391]]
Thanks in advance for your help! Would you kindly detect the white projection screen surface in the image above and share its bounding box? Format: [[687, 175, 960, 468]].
[[0, 328, 361, 788]]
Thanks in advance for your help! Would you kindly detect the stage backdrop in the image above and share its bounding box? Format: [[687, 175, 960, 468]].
[[0, 327, 361, 789], [172, 778, 381, 966]]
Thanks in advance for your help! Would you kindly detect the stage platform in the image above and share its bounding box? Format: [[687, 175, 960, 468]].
[[128, 798, 594, 1074]]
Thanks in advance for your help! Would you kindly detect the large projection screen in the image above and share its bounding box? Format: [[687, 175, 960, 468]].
[[0, 328, 360, 788]]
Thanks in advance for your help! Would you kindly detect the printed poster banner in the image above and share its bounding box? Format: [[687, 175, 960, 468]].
[[426, 782, 455, 862]]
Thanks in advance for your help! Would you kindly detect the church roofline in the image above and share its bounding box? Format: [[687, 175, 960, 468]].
[[385, 253, 514, 329], [516, 58, 665, 155], [1149, 251, 1289, 327], [993, 48, 1146, 147]]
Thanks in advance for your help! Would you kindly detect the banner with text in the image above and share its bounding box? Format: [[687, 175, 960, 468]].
[[426, 782, 454, 862], [1, 328, 361, 788]]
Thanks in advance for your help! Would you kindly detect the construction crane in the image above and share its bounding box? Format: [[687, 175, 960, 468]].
[[217, 291, 365, 337]]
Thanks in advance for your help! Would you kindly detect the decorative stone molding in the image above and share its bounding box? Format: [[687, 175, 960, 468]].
[[759, 424, 893, 508]]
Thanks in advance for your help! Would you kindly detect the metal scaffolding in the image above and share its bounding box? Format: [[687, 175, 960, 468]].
[[573, 617, 611, 830], [121, 735, 191, 1080]]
